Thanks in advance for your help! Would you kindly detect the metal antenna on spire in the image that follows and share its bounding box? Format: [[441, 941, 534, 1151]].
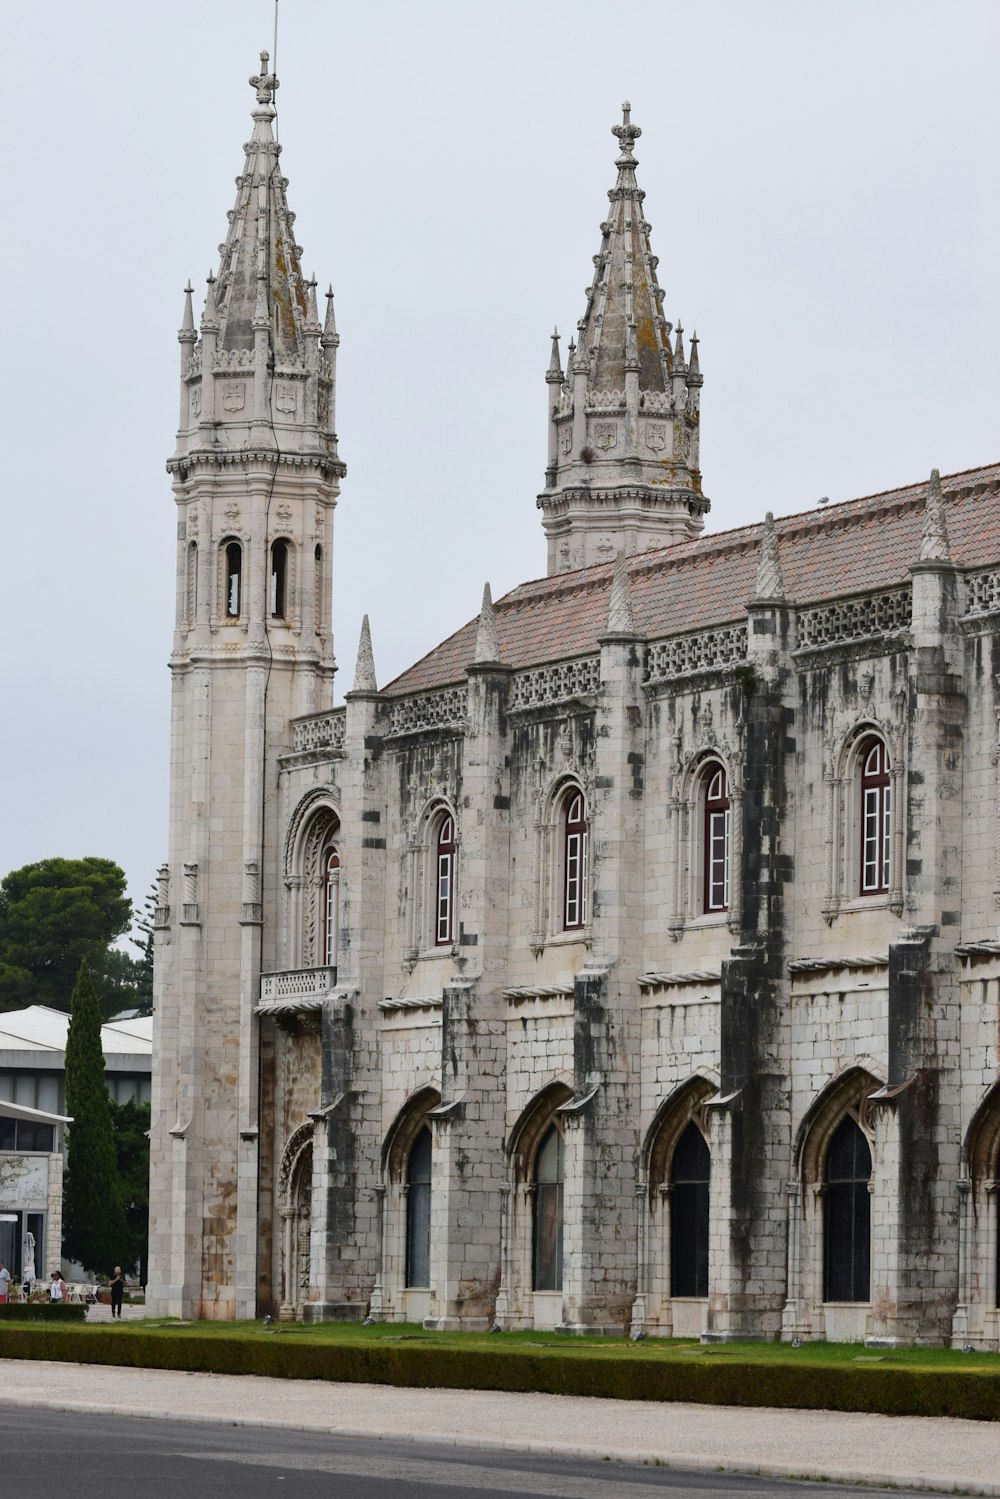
[[273, 1, 280, 139]]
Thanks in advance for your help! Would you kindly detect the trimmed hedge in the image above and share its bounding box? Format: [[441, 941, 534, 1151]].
[[0, 1325, 998, 1420], [0, 1303, 87, 1323]]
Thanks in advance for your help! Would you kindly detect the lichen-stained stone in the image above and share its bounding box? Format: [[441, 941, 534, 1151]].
[[151, 58, 1000, 1349]]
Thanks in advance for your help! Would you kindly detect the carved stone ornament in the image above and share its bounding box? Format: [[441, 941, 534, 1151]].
[[559, 425, 573, 455], [190, 386, 202, 419], [275, 501, 293, 523], [223, 382, 246, 413], [644, 422, 667, 452], [224, 502, 241, 524], [594, 422, 618, 451], [275, 383, 297, 415]]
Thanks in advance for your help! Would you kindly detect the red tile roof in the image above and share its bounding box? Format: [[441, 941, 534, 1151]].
[[383, 462, 1000, 696]]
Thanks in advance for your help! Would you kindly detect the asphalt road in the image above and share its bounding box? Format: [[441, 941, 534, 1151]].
[[4, 1408, 963, 1499]]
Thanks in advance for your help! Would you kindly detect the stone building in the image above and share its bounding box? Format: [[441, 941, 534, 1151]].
[[147, 56, 1000, 1348]]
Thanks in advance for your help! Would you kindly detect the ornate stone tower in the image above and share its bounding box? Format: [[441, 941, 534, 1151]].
[[147, 54, 344, 1318], [538, 104, 708, 575]]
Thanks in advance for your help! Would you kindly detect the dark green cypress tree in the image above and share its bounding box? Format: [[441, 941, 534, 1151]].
[[62, 961, 128, 1275]]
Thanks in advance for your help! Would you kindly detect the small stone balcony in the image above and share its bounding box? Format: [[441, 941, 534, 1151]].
[[257, 966, 337, 1021]]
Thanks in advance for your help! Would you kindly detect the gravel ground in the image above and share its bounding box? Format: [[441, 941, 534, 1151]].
[[0, 1357, 997, 1494]]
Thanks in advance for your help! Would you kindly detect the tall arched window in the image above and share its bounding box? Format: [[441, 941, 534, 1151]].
[[224, 541, 242, 618], [322, 844, 340, 969], [860, 739, 891, 894], [703, 764, 730, 913], [435, 814, 456, 946], [186, 541, 198, 625], [670, 1121, 710, 1297], [271, 539, 289, 619], [405, 1125, 432, 1288], [533, 1124, 564, 1291], [824, 1116, 871, 1302], [563, 791, 588, 930]]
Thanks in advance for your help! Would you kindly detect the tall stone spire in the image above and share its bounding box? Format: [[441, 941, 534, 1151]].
[[753, 513, 785, 601], [352, 614, 378, 693], [919, 468, 951, 564], [473, 583, 502, 664], [539, 103, 709, 576], [605, 552, 636, 634]]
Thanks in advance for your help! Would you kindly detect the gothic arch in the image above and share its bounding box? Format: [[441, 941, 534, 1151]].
[[404, 799, 459, 957], [530, 775, 591, 951], [966, 1081, 1000, 1180], [506, 1078, 575, 1182], [823, 713, 905, 921], [643, 1073, 718, 1204], [381, 1085, 442, 1184], [277, 1119, 315, 1213], [794, 1063, 883, 1186], [284, 787, 341, 880]]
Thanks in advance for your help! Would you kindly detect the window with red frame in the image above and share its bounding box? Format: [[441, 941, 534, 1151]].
[[435, 814, 456, 945], [704, 765, 730, 913], [860, 739, 891, 894], [563, 791, 588, 930], [322, 845, 340, 968]]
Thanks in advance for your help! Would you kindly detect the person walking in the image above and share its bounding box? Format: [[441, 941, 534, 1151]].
[[49, 1270, 67, 1304], [109, 1266, 125, 1319], [0, 1260, 11, 1303]]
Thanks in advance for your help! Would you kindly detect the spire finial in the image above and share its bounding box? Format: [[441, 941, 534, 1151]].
[[606, 551, 636, 634], [612, 100, 641, 165], [474, 583, 502, 664], [250, 49, 279, 107], [753, 512, 786, 601], [919, 468, 951, 563], [179, 281, 195, 338], [352, 615, 378, 693], [323, 286, 339, 346], [547, 327, 563, 380]]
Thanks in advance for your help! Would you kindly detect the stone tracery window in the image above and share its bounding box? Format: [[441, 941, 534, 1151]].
[[322, 844, 340, 968], [405, 1125, 433, 1288], [223, 539, 242, 618], [702, 763, 730, 914], [823, 1115, 871, 1303], [270, 539, 290, 619], [859, 738, 891, 895], [670, 1121, 710, 1297], [435, 814, 456, 946], [532, 1124, 564, 1292], [562, 791, 588, 931]]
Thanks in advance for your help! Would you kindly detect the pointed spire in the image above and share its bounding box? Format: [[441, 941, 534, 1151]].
[[673, 322, 686, 367], [606, 552, 636, 634], [305, 273, 320, 327], [547, 327, 563, 382], [208, 51, 310, 358], [753, 513, 786, 601], [474, 583, 502, 664], [919, 468, 951, 563], [323, 286, 339, 347], [687, 331, 701, 382], [179, 281, 195, 340], [352, 615, 378, 693]]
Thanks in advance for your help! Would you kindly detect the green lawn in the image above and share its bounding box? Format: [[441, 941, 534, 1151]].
[[1, 1315, 998, 1419]]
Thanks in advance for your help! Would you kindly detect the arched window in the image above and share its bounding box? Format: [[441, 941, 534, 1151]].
[[670, 1121, 710, 1297], [322, 844, 340, 969], [703, 764, 730, 913], [435, 814, 456, 946], [224, 541, 242, 618], [562, 791, 588, 930], [533, 1124, 564, 1291], [824, 1116, 871, 1303], [860, 739, 891, 894], [270, 539, 289, 619], [405, 1125, 433, 1288]]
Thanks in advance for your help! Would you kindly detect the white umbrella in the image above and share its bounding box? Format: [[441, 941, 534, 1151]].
[[23, 1230, 35, 1286]]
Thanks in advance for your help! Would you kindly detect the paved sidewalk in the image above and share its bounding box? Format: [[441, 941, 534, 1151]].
[[0, 1358, 997, 1494]]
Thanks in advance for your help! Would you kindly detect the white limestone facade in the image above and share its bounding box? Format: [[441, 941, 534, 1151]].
[[147, 61, 1000, 1348]]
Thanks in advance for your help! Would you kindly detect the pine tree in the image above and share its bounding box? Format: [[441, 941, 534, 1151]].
[[62, 961, 128, 1275]]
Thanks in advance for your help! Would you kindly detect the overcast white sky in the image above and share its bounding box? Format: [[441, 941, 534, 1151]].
[[4, 0, 999, 914]]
